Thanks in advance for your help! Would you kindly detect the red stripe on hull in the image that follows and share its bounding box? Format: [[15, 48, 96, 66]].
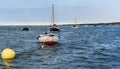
[[42, 41, 57, 46]]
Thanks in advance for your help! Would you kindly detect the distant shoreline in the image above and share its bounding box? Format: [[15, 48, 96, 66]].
[[0, 22, 120, 26], [78, 22, 120, 26]]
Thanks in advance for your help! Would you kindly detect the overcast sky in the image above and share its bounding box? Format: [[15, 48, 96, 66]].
[[0, 0, 120, 24]]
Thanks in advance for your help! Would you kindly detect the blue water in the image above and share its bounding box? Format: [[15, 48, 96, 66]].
[[0, 25, 120, 69]]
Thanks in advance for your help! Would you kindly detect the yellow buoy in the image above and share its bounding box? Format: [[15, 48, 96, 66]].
[[1, 48, 16, 59]]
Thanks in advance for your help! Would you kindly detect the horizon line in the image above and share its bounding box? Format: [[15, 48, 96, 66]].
[[0, 22, 118, 26]]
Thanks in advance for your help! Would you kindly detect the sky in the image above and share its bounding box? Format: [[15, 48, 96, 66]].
[[0, 0, 120, 25]]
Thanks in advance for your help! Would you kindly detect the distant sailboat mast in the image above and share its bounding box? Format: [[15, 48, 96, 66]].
[[75, 18, 77, 24], [49, 2, 60, 31], [71, 18, 78, 28], [51, 3, 55, 26]]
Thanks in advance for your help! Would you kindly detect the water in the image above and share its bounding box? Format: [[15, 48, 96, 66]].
[[0, 25, 120, 69]]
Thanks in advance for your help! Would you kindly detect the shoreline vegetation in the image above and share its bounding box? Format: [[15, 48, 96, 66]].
[[71, 22, 120, 26], [62, 22, 120, 26]]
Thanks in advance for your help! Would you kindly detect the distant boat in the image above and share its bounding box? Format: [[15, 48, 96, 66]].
[[71, 18, 78, 28], [21, 27, 29, 31], [71, 24, 78, 28], [49, 3, 60, 32]]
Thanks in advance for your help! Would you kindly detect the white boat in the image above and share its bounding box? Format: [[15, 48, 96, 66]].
[[49, 3, 60, 32], [71, 18, 79, 28], [38, 33, 59, 46], [38, 3, 60, 46], [71, 24, 78, 28]]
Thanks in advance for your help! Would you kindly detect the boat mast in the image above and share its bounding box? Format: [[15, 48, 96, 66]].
[[75, 18, 77, 24], [51, 3, 55, 25]]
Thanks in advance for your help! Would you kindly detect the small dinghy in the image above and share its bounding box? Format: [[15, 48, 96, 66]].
[[21, 27, 29, 31]]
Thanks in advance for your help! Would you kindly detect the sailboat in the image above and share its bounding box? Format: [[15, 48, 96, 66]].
[[49, 3, 60, 32], [71, 18, 78, 28], [38, 3, 59, 46]]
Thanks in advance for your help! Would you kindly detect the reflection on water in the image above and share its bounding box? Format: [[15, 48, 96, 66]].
[[2, 59, 15, 67]]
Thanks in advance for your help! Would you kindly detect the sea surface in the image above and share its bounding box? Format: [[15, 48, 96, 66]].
[[0, 25, 120, 69]]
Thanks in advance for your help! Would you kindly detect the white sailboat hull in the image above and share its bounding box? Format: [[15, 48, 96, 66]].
[[38, 34, 59, 45]]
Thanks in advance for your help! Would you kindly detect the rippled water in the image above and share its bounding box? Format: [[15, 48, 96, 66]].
[[0, 25, 120, 69]]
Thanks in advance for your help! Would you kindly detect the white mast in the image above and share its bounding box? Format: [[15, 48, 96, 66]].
[[51, 3, 55, 25]]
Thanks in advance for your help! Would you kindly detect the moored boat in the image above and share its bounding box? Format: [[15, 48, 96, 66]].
[[38, 3, 60, 46], [71, 24, 78, 28], [38, 33, 59, 46], [21, 27, 29, 31], [49, 3, 60, 32], [71, 18, 79, 29]]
